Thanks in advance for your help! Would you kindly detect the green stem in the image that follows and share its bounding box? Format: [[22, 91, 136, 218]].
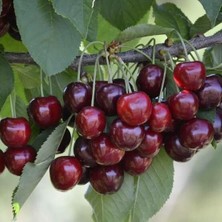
[[158, 58, 167, 102], [183, 39, 201, 61], [104, 43, 113, 83], [40, 69, 44, 97]]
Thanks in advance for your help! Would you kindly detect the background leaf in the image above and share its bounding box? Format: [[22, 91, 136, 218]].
[[14, 0, 81, 75]]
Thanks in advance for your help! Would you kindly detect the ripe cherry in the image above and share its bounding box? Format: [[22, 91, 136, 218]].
[[78, 167, 90, 185], [137, 128, 163, 158], [179, 118, 214, 149], [76, 106, 106, 139], [50, 156, 83, 191], [117, 91, 152, 126], [0, 117, 31, 148], [149, 103, 172, 132], [4, 145, 36, 176], [173, 61, 206, 91], [28, 96, 62, 129], [213, 108, 222, 141], [0, 150, 5, 174], [91, 133, 125, 165], [122, 150, 152, 176], [89, 164, 124, 194], [136, 64, 164, 98], [63, 82, 92, 113], [56, 129, 71, 154], [168, 90, 199, 120], [110, 118, 145, 151]]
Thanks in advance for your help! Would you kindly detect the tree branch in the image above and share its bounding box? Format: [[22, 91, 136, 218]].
[[4, 32, 222, 69]]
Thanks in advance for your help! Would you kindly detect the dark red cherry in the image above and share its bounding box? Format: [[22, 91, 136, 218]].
[[89, 80, 108, 92], [78, 167, 90, 185], [91, 133, 125, 165], [149, 103, 172, 132], [110, 118, 145, 151], [0, 117, 31, 148], [165, 134, 196, 162], [122, 150, 152, 176], [168, 90, 199, 120], [76, 106, 106, 139], [96, 83, 126, 116], [0, 0, 12, 17], [117, 91, 152, 126], [28, 96, 62, 129], [137, 129, 163, 158], [136, 64, 164, 98], [173, 61, 206, 91], [73, 136, 97, 167], [56, 129, 71, 154], [63, 82, 92, 113], [0, 150, 5, 174], [89, 164, 124, 194], [50, 156, 83, 191], [179, 118, 214, 149], [196, 74, 222, 109], [4, 145, 36, 176], [213, 108, 222, 141]]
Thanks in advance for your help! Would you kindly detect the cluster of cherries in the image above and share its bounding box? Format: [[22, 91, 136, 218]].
[[0, 59, 222, 195], [0, 0, 21, 41]]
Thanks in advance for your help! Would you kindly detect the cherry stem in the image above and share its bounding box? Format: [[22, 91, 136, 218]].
[[158, 57, 167, 103], [104, 43, 113, 83], [174, 31, 189, 61], [68, 121, 76, 156], [9, 90, 16, 118], [183, 39, 201, 61], [40, 69, 44, 97], [148, 38, 156, 64]]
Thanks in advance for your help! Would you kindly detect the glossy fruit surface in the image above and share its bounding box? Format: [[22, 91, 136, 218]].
[[168, 90, 199, 120], [0, 117, 31, 148], [73, 136, 97, 167], [4, 145, 36, 176], [165, 134, 196, 162], [149, 103, 172, 132], [196, 74, 222, 109], [110, 118, 145, 151], [179, 118, 214, 149], [89, 164, 124, 194], [213, 108, 222, 141], [76, 106, 106, 139], [173, 61, 206, 91], [137, 129, 163, 157], [56, 129, 71, 154], [0, 150, 5, 174], [91, 133, 125, 165], [50, 156, 83, 191], [96, 83, 125, 116], [117, 91, 152, 126], [28, 96, 62, 129], [136, 64, 164, 98], [122, 150, 152, 176], [63, 82, 92, 113]]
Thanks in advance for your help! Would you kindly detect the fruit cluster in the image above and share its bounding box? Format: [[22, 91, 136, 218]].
[[0, 59, 222, 195], [0, 0, 21, 41]]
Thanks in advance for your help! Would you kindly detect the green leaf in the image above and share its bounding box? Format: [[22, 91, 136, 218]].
[[165, 69, 178, 99], [196, 108, 216, 123], [116, 24, 174, 43], [190, 15, 212, 37], [99, 0, 154, 30], [15, 96, 28, 119], [86, 149, 174, 222], [14, 0, 81, 75], [153, 3, 192, 39], [199, 0, 222, 26], [12, 121, 68, 218], [0, 55, 14, 110]]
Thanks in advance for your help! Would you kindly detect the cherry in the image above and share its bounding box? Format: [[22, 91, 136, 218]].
[[165, 134, 196, 162], [0, 150, 5, 174], [122, 150, 152, 176], [56, 129, 71, 154], [76, 106, 106, 139], [0, 117, 31, 148], [63, 82, 92, 113], [117, 91, 152, 126], [173, 61, 206, 91], [78, 167, 90, 185], [149, 103, 172, 132], [89, 164, 124, 194], [0, 0, 12, 17], [168, 90, 199, 120], [110, 118, 145, 151], [73, 136, 97, 167], [91, 133, 125, 165], [96, 83, 126, 116], [28, 96, 62, 129], [50, 156, 83, 191], [213, 108, 222, 141], [4, 145, 36, 176], [179, 118, 214, 149], [137, 128, 163, 158], [196, 74, 222, 109], [136, 64, 164, 98]]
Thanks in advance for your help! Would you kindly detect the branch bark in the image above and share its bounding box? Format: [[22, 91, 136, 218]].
[[4, 32, 222, 69]]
